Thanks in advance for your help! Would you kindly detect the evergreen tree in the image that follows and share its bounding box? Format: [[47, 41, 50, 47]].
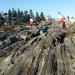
[[3, 13, 7, 30], [40, 12, 45, 21], [27, 14, 30, 22], [8, 9, 12, 25], [22, 11, 30, 23], [24, 10, 28, 16], [0, 13, 4, 25], [3, 13, 8, 26], [12, 8, 17, 25], [29, 9, 35, 20], [36, 12, 40, 22], [0, 9, 47, 26], [12, 8, 17, 18], [20, 11, 24, 24], [17, 9, 21, 25]]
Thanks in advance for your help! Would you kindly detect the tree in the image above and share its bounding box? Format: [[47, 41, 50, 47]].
[[40, 12, 45, 21], [22, 11, 30, 23], [29, 9, 35, 20], [24, 10, 28, 16], [0, 13, 4, 26], [12, 8, 17, 25], [22, 11, 28, 23], [17, 9, 21, 25], [12, 8, 17, 18], [36, 12, 40, 22], [3, 13, 8, 28], [8, 9, 12, 25], [20, 11, 24, 24]]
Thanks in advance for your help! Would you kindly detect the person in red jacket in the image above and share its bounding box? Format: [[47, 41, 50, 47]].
[[61, 19, 66, 29]]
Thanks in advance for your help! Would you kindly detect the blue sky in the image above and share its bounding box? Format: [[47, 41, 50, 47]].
[[0, 0, 75, 18]]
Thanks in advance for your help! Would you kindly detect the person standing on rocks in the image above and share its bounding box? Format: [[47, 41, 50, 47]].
[[58, 12, 66, 29], [61, 18, 66, 29], [30, 18, 33, 30]]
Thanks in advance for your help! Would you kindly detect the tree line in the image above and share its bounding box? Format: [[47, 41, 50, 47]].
[[0, 8, 45, 26]]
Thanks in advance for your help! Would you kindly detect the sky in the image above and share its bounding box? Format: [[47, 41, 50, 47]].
[[0, 0, 75, 18]]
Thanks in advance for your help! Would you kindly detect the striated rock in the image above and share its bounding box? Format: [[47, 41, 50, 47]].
[[1, 25, 75, 75]]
